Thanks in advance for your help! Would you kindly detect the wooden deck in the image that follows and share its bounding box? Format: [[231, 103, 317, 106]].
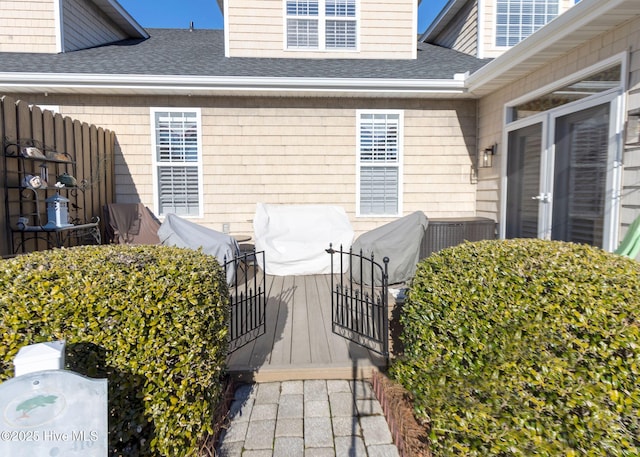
[[226, 273, 392, 382]]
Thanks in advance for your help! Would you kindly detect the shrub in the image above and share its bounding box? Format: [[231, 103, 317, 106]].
[[390, 239, 640, 456], [0, 244, 230, 456]]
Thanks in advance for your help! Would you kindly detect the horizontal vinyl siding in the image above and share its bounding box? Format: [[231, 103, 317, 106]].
[[620, 17, 640, 252], [433, 0, 478, 57], [62, 0, 128, 52], [18, 94, 478, 237], [0, 0, 57, 53], [227, 0, 415, 59]]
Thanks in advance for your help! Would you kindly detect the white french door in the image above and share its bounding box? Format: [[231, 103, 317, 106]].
[[503, 90, 622, 250]]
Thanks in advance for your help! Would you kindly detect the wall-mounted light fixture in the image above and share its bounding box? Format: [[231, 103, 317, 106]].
[[479, 144, 497, 168]]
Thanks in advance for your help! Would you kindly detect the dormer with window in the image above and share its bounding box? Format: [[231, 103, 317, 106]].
[[0, 0, 147, 54], [222, 0, 419, 59], [421, 0, 573, 59]]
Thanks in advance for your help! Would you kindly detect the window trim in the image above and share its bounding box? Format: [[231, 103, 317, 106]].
[[150, 107, 204, 219], [356, 110, 404, 218], [284, 0, 359, 52]]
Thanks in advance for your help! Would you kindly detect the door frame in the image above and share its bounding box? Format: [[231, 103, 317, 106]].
[[500, 74, 625, 251]]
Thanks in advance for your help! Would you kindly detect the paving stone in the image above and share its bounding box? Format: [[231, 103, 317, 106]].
[[355, 398, 384, 416], [367, 444, 401, 457], [244, 419, 276, 450], [329, 392, 356, 417], [326, 380, 351, 394], [278, 394, 304, 419], [333, 435, 367, 456], [281, 380, 304, 395], [243, 451, 273, 457], [256, 382, 281, 404], [304, 416, 334, 448], [274, 436, 304, 456], [215, 440, 244, 457], [331, 415, 361, 437], [304, 380, 328, 401], [351, 380, 375, 399], [304, 448, 335, 457], [219, 418, 249, 443], [360, 415, 393, 446], [251, 403, 278, 421], [304, 400, 330, 418], [275, 418, 303, 437]]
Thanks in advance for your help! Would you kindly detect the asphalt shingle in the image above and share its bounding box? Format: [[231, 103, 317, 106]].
[[0, 28, 489, 80]]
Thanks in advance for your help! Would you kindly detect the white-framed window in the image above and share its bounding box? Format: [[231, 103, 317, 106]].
[[356, 111, 403, 217], [285, 0, 357, 51], [151, 108, 203, 217], [495, 0, 559, 47]]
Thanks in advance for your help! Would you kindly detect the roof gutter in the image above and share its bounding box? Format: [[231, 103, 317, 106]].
[[465, 0, 629, 95], [0, 72, 468, 97]]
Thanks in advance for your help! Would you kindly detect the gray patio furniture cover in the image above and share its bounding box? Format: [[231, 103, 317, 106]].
[[253, 203, 354, 276], [157, 213, 239, 284], [352, 211, 428, 286]]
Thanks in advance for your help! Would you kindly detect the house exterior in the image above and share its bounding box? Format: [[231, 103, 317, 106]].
[[463, 0, 640, 253], [0, 0, 639, 256], [422, 0, 575, 59]]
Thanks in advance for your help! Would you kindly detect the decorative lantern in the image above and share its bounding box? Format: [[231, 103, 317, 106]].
[[44, 193, 73, 228]]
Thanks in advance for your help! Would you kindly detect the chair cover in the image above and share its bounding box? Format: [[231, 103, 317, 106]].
[[157, 213, 239, 284], [104, 203, 160, 245]]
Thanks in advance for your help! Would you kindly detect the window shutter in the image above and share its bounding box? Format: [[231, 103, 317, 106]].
[[325, 0, 356, 49], [360, 167, 398, 215], [286, 0, 319, 48], [153, 109, 201, 217], [158, 166, 200, 216], [358, 112, 401, 216]]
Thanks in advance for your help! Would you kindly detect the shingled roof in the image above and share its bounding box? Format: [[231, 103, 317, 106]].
[[0, 28, 488, 79]]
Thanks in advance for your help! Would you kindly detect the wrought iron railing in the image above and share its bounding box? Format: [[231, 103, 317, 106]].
[[326, 243, 389, 358], [223, 249, 267, 353]]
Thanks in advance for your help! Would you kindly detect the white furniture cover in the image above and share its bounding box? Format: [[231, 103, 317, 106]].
[[157, 213, 239, 284], [253, 203, 354, 276]]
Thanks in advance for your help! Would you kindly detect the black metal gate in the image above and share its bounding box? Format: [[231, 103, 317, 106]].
[[224, 249, 267, 353], [326, 244, 389, 358]]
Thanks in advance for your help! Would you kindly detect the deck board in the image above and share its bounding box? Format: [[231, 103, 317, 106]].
[[226, 272, 390, 382]]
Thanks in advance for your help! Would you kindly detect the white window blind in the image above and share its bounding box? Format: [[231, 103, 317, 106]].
[[286, 0, 356, 50], [152, 110, 202, 217], [358, 112, 402, 216], [325, 0, 356, 49], [286, 0, 319, 48], [495, 0, 559, 47]]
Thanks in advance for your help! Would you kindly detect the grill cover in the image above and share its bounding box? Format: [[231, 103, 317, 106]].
[[253, 203, 354, 276], [352, 211, 428, 286]]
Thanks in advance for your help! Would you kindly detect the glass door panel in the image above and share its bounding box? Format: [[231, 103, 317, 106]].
[[506, 123, 543, 238], [552, 104, 610, 247]]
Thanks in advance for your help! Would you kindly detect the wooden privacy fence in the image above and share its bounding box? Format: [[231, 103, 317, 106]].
[[0, 95, 115, 257]]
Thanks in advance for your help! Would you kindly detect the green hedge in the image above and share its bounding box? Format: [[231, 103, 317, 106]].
[[391, 239, 640, 456], [0, 244, 230, 456]]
